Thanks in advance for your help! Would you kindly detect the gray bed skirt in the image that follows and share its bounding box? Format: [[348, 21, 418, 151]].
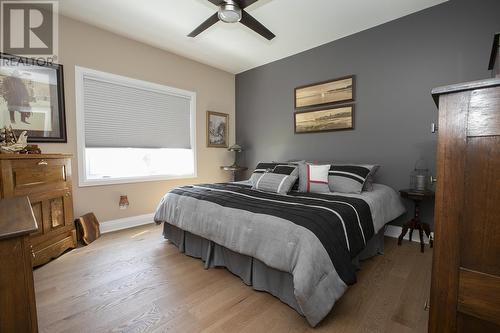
[[163, 223, 385, 318]]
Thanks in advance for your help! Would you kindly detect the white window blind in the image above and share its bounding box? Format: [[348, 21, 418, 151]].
[[82, 75, 192, 149], [75, 66, 197, 186]]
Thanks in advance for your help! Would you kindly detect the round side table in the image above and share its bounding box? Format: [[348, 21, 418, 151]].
[[397, 189, 435, 253], [220, 165, 248, 182]]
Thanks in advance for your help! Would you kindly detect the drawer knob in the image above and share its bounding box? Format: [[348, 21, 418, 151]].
[[65, 192, 71, 197], [37, 160, 48, 166], [430, 176, 437, 184]]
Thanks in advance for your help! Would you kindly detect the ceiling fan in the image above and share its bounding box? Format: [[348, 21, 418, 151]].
[[188, 0, 275, 40]]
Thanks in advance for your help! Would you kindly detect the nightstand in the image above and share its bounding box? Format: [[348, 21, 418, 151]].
[[220, 165, 248, 182], [397, 189, 434, 252]]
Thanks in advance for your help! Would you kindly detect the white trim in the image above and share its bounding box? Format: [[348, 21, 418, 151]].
[[79, 174, 198, 187], [293, 194, 366, 245], [254, 173, 264, 189], [75, 65, 197, 187], [384, 225, 431, 244], [99, 212, 430, 242], [100, 213, 155, 234], [330, 170, 365, 181], [276, 175, 288, 193]]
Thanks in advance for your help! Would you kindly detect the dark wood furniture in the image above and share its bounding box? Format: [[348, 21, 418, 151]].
[[397, 189, 434, 252], [429, 77, 500, 332], [0, 154, 77, 266], [220, 165, 248, 182], [0, 196, 39, 332]]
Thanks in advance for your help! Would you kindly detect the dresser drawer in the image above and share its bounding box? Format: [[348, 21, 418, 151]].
[[1, 158, 71, 197]]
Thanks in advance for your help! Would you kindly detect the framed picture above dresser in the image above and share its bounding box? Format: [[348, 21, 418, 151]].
[[0, 53, 67, 142]]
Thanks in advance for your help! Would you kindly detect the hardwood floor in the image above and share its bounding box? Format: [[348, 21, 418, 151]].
[[34, 224, 432, 333]]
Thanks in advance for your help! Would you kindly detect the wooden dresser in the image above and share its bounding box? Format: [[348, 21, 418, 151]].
[[429, 78, 500, 332], [0, 196, 38, 332], [0, 154, 77, 266]]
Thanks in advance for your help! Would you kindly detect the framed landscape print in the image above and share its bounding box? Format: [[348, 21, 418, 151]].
[[207, 111, 228, 148], [295, 75, 355, 109], [294, 104, 354, 134], [0, 53, 66, 142]]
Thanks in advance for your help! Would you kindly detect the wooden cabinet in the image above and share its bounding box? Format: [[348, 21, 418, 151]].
[[0, 154, 76, 266], [430, 78, 500, 332], [0, 197, 39, 332]]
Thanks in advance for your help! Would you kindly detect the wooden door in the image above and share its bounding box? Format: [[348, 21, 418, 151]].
[[430, 85, 500, 332], [28, 190, 73, 236], [28, 190, 76, 266]]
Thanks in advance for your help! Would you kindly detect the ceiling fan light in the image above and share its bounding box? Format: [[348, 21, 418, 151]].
[[218, 3, 241, 23]]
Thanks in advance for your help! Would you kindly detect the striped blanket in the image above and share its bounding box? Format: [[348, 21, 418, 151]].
[[154, 182, 375, 326]]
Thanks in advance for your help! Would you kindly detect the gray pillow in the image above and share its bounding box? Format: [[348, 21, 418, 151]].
[[272, 165, 299, 177], [252, 173, 298, 194], [249, 162, 280, 185], [328, 164, 379, 193]]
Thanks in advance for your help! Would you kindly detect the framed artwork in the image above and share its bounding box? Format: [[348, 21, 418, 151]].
[[206, 111, 228, 148], [295, 75, 355, 109], [0, 53, 66, 142], [294, 104, 354, 134]]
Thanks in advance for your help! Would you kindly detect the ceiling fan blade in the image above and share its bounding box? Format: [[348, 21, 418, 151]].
[[240, 10, 275, 40], [234, 0, 259, 9], [206, 0, 224, 5], [188, 13, 219, 37]]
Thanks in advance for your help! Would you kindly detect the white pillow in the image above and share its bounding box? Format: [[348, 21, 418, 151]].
[[298, 162, 330, 193]]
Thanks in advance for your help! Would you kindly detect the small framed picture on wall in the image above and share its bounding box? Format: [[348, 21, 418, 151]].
[[206, 111, 228, 148]]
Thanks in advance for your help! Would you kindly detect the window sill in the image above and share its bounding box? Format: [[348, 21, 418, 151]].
[[78, 173, 197, 187]]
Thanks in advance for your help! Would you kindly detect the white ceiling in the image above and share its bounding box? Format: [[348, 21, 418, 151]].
[[59, 0, 447, 74]]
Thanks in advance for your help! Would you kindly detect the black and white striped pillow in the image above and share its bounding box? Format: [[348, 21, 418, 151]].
[[272, 164, 299, 191], [328, 164, 379, 193], [252, 173, 298, 194], [272, 165, 299, 177], [249, 162, 280, 185]]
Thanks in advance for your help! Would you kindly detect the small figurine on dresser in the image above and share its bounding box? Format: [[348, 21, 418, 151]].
[[0, 125, 41, 154]]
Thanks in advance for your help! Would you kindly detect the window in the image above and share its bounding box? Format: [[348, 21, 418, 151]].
[[75, 66, 196, 186]]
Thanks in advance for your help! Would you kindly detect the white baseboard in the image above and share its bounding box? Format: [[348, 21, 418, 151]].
[[384, 225, 432, 244], [100, 213, 155, 234]]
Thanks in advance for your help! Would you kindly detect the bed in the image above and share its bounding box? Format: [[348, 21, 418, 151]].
[[154, 181, 405, 327]]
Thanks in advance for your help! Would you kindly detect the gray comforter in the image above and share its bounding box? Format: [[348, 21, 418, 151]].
[[153, 183, 404, 326]]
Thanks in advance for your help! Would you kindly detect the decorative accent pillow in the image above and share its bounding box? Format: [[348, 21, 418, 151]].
[[249, 162, 280, 185], [272, 164, 299, 191], [298, 162, 330, 193], [328, 164, 379, 193], [287, 160, 305, 191], [252, 173, 298, 194], [272, 165, 299, 177]]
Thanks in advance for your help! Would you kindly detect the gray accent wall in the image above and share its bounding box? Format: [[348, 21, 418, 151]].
[[235, 0, 500, 226]]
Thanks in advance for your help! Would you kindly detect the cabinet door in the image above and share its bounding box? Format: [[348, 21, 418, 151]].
[[28, 189, 74, 246], [430, 87, 500, 332], [457, 88, 500, 331]]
